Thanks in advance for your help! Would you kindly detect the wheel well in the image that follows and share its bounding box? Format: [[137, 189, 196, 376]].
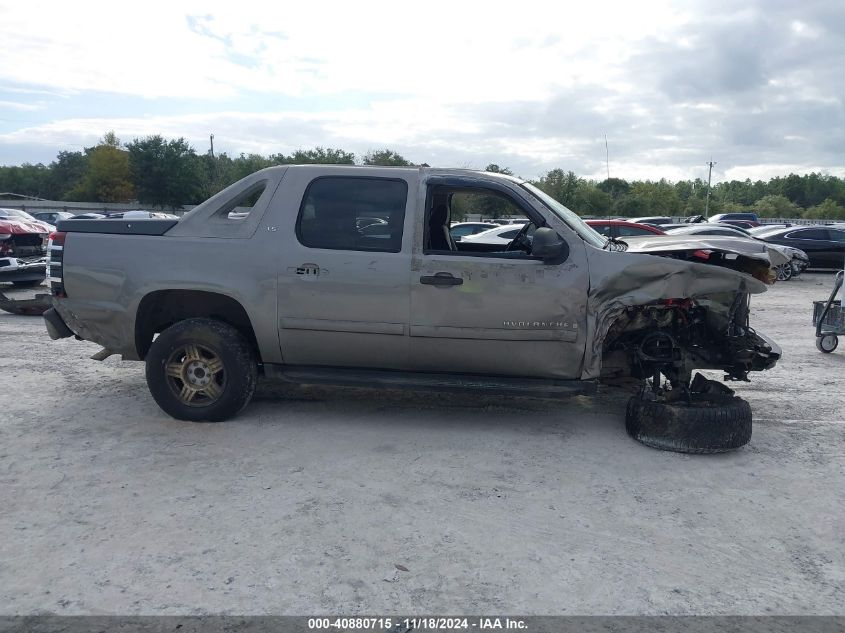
[[135, 290, 260, 361]]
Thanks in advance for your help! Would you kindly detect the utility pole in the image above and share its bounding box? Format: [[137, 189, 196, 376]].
[[604, 134, 610, 180], [704, 158, 716, 218], [209, 134, 215, 158]]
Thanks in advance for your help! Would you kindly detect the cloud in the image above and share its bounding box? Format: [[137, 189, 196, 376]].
[[0, 0, 843, 182]]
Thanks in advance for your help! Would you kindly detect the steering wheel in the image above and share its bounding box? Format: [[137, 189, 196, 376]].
[[505, 221, 536, 253]]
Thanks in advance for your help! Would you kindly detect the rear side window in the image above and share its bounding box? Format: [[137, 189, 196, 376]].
[[296, 177, 408, 252], [590, 224, 613, 237], [786, 228, 829, 240]]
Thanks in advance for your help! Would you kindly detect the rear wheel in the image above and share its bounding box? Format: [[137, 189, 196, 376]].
[[145, 318, 257, 421], [626, 387, 752, 454]]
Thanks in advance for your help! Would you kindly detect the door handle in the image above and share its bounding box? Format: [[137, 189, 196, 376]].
[[420, 272, 463, 286]]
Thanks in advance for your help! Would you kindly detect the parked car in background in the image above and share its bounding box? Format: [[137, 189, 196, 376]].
[[759, 226, 845, 269], [459, 224, 527, 246], [664, 224, 809, 280], [0, 216, 47, 286], [630, 216, 674, 226], [492, 218, 530, 225], [716, 219, 761, 228], [70, 213, 107, 220], [709, 212, 760, 224], [665, 224, 753, 238], [748, 224, 791, 236], [0, 208, 55, 233], [448, 222, 500, 241], [29, 211, 75, 225], [586, 220, 665, 239]]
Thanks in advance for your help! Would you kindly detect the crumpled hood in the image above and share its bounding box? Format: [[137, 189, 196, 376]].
[[621, 234, 790, 267], [580, 245, 770, 379], [0, 218, 48, 235]]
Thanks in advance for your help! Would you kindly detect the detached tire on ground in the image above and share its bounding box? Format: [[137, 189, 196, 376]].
[[625, 391, 752, 454], [145, 318, 257, 422]]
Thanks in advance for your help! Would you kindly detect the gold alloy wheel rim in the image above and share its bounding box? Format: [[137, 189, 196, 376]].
[[165, 343, 226, 406]]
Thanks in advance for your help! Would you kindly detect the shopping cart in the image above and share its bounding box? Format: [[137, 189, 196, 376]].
[[812, 270, 844, 353]]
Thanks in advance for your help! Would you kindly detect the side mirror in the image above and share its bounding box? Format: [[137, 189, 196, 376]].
[[531, 227, 569, 264]]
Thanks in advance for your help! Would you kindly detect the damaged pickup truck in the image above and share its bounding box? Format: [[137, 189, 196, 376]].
[[43, 166, 781, 452]]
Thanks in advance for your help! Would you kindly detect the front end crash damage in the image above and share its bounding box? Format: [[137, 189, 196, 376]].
[[584, 243, 781, 392]]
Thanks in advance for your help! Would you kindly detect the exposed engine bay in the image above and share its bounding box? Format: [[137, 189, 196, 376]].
[[600, 293, 780, 397]]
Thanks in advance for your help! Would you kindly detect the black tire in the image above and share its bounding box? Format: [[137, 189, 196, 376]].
[[626, 391, 752, 454], [11, 280, 44, 287], [816, 334, 838, 354], [145, 318, 257, 422]]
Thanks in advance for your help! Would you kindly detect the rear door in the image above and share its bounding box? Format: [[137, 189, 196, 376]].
[[276, 168, 416, 369]]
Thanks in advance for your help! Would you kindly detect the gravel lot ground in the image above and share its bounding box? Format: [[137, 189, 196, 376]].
[[0, 274, 843, 615]]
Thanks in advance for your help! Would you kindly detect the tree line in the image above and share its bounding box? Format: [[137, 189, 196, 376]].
[[2, 132, 845, 220]]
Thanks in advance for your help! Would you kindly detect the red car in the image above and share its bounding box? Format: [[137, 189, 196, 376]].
[[586, 220, 666, 239], [0, 217, 48, 286]]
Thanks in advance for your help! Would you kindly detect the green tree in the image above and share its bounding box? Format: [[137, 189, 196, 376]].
[[804, 198, 845, 220], [47, 151, 88, 200], [752, 194, 802, 218], [484, 164, 513, 176], [127, 135, 204, 208], [273, 147, 356, 165], [362, 149, 413, 166], [0, 163, 52, 198], [612, 180, 681, 217], [597, 177, 630, 200], [67, 133, 134, 202]]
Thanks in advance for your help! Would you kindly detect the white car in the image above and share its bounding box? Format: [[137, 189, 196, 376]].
[[448, 221, 500, 241], [460, 224, 526, 246]]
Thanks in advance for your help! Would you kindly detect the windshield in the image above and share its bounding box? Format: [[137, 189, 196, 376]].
[[520, 183, 607, 248]]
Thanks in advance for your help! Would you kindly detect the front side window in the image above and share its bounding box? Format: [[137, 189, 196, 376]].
[[297, 177, 408, 252], [426, 186, 537, 257]]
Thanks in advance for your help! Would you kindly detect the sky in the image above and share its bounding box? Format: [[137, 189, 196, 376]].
[[0, 0, 843, 183]]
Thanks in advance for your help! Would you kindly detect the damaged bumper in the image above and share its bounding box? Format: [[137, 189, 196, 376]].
[[0, 256, 46, 283], [750, 330, 781, 371]]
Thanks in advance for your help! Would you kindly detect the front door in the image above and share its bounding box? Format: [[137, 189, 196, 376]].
[[276, 169, 416, 369], [407, 180, 589, 379]]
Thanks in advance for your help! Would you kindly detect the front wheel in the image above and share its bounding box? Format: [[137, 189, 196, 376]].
[[145, 318, 257, 421], [775, 263, 792, 281], [626, 389, 752, 453]]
